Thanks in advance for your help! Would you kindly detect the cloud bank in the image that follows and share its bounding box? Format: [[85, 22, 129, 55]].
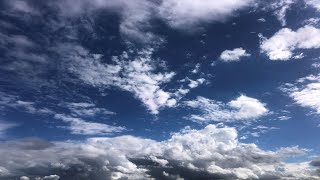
[[0, 125, 318, 180]]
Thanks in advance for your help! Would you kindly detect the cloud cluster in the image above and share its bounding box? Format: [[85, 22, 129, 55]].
[[281, 74, 320, 114], [58, 45, 205, 114], [0, 124, 317, 180], [158, 0, 254, 29], [184, 95, 269, 123], [260, 25, 320, 60], [61, 46, 177, 114], [2, 0, 256, 44], [219, 48, 251, 62]]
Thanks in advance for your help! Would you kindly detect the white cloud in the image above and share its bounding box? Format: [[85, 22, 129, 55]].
[[260, 25, 320, 60], [54, 114, 125, 136], [305, 0, 320, 11], [0, 124, 317, 179], [219, 48, 251, 62], [60, 45, 205, 114], [257, 18, 266, 23], [281, 74, 320, 114], [158, 0, 254, 29], [184, 95, 269, 122], [64, 47, 177, 114], [65, 102, 115, 117], [271, 0, 294, 26]]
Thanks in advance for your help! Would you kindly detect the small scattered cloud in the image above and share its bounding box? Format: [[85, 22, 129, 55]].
[[260, 26, 320, 60], [270, 0, 295, 26], [257, 18, 266, 23], [219, 48, 251, 62]]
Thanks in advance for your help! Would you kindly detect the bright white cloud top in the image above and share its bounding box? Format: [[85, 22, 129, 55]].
[[159, 0, 254, 29], [260, 25, 320, 60], [0, 125, 317, 180], [184, 95, 269, 122], [282, 74, 320, 114], [219, 48, 251, 62]]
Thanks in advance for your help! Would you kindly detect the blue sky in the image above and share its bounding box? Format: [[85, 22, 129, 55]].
[[0, 0, 320, 179]]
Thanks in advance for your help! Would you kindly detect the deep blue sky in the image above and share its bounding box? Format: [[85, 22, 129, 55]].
[[0, 0, 320, 179]]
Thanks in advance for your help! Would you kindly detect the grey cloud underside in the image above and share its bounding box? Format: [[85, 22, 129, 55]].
[[0, 125, 318, 180]]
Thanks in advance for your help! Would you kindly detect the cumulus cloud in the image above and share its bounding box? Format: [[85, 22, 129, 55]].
[[219, 48, 251, 62], [260, 25, 320, 60], [158, 0, 254, 29], [0, 124, 317, 179], [184, 95, 269, 123], [281, 74, 320, 114]]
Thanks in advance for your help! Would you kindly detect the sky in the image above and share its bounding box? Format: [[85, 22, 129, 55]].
[[0, 0, 320, 179]]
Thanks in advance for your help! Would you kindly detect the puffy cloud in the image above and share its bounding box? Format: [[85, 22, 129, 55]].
[[184, 95, 269, 123], [158, 0, 254, 29], [281, 74, 320, 114], [54, 114, 125, 136], [260, 26, 320, 60], [219, 48, 251, 62], [0, 125, 317, 179]]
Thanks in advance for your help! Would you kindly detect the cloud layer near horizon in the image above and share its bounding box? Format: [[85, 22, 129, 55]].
[[0, 124, 318, 180]]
